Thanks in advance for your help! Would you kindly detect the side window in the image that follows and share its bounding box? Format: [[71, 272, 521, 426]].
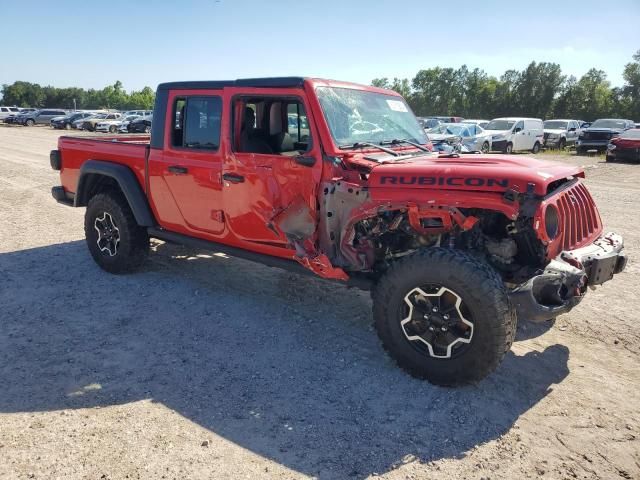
[[172, 96, 221, 150], [286, 102, 310, 144], [514, 121, 524, 132], [1, 108, 8, 112], [236, 96, 312, 155]]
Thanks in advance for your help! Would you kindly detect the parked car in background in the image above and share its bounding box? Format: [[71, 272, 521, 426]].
[[543, 119, 581, 149], [18, 109, 69, 126], [433, 116, 464, 123], [606, 129, 640, 162], [96, 114, 141, 133], [635, 123, 640, 129], [0, 106, 21, 121], [72, 113, 105, 130], [461, 119, 490, 129], [51, 111, 95, 130], [122, 109, 152, 118], [81, 112, 122, 132], [417, 117, 443, 130], [427, 122, 493, 153], [576, 118, 635, 154], [127, 114, 152, 133], [484, 117, 544, 153]]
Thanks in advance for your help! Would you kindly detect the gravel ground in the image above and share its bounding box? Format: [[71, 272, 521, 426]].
[[0, 125, 638, 480]]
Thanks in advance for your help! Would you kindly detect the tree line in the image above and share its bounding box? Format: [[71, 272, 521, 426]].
[[0, 80, 155, 110], [372, 51, 640, 121]]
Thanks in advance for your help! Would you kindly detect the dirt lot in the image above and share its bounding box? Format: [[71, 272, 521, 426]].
[[0, 125, 638, 480]]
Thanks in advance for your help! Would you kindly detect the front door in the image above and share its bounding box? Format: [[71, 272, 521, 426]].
[[148, 90, 225, 237], [221, 90, 322, 247], [512, 120, 529, 151]]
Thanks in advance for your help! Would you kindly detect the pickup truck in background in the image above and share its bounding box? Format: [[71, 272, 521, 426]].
[[51, 77, 627, 386]]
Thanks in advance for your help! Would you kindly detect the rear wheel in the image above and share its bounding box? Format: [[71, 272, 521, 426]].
[[25, 119, 35, 127], [372, 248, 516, 386], [65, 123, 71, 130], [109, 125, 117, 133], [144, 125, 151, 134], [531, 142, 541, 154], [558, 138, 566, 150], [85, 191, 149, 274]]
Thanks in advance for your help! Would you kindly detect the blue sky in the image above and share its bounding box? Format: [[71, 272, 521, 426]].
[[1, 0, 639, 92]]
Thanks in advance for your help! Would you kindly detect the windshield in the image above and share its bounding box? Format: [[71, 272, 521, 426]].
[[428, 124, 468, 135], [316, 86, 428, 147], [544, 121, 568, 129], [485, 120, 515, 131], [620, 129, 640, 139], [591, 119, 627, 129]]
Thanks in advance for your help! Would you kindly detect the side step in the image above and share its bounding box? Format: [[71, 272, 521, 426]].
[[147, 227, 373, 290]]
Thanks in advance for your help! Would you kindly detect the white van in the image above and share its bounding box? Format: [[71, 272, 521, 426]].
[[484, 117, 544, 153]]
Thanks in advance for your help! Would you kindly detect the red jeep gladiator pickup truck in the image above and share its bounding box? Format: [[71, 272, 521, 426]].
[[51, 77, 627, 385]]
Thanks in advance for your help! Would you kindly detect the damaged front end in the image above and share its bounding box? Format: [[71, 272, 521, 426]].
[[509, 232, 627, 322]]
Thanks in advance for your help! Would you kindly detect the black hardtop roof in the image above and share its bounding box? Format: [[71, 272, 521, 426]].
[[157, 77, 306, 91]]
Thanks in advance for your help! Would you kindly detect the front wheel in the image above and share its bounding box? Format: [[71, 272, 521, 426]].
[[481, 141, 490, 154], [372, 248, 516, 386], [504, 142, 513, 154], [85, 191, 149, 274], [109, 125, 117, 133], [25, 119, 35, 127]]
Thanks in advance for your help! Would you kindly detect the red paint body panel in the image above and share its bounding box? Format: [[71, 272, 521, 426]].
[[56, 78, 608, 277]]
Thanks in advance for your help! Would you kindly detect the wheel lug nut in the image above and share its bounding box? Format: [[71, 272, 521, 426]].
[[428, 326, 435, 331], [423, 314, 429, 320], [443, 314, 449, 320], [432, 307, 438, 312], [441, 326, 447, 332]]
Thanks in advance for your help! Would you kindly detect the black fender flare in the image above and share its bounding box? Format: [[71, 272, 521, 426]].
[[75, 160, 156, 226]]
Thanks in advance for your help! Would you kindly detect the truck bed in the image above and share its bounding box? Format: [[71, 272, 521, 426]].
[[58, 135, 150, 197]]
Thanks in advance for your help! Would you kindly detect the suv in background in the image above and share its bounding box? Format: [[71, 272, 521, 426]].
[[576, 118, 635, 154], [543, 119, 581, 149], [0, 106, 21, 122], [19, 109, 68, 126], [485, 117, 544, 153], [51, 111, 95, 130]]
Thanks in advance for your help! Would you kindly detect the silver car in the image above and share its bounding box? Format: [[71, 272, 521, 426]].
[[427, 123, 493, 153]]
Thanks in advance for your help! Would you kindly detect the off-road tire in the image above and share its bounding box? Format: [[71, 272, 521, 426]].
[[84, 191, 149, 274], [504, 142, 513, 154], [372, 248, 516, 386], [531, 142, 541, 154]]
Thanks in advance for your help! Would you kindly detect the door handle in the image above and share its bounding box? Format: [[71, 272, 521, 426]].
[[294, 155, 316, 167], [222, 173, 245, 184], [168, 165, 188, 174]]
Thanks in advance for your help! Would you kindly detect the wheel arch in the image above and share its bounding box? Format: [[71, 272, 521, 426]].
[[75, 160, 156, 227]]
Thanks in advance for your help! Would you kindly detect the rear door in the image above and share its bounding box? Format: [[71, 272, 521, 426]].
[[148, 89, 226, 236]]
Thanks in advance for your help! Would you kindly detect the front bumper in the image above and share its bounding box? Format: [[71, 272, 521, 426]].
[[577, 139, 609, 150], [608, 146, 640, 162], [491, 139, 507, 151], [509, 232, 626, 322], [544, 137, 561, 147]]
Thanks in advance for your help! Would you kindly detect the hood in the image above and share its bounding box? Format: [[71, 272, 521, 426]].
[[428, 133, 459, 142], [612, 136, 640, 148], [583, 127, 624, 134], [366, 153, 582, 196], [486, 129, 510, 137], [544, 128, 565, 135]]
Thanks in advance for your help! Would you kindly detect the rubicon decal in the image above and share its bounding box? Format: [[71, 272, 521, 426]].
[[379, 176, 509, 187]]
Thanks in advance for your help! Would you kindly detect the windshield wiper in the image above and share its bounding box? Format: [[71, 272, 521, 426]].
[[380, 138, 431, 152], [338, 142, 399, 157]]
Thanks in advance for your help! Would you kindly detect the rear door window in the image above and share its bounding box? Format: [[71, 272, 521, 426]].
[[172, 96, 222, 150]]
